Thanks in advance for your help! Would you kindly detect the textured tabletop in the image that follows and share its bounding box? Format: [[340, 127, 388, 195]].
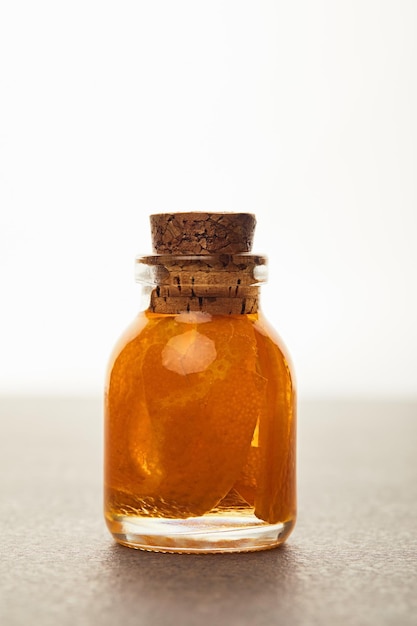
[[1, 397, 416, 626]]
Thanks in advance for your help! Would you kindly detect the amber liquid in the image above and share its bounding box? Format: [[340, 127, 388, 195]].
[[104, 310, 296, 552]]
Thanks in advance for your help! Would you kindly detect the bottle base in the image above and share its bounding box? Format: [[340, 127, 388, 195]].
[[106, 513, 295, 553]]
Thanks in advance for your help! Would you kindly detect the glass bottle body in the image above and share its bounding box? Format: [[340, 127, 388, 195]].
[[104, 273, 296, 553]]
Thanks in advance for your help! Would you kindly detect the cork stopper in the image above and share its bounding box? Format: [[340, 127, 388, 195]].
[[139, 212, 265, 315], [150, 212, 256, 255]]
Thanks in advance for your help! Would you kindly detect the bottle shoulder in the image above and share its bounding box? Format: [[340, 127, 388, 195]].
[[251, 313, 296, 392], [110, 311, 289, 348], [105, 312, 149, 383], [252, 313, 294, 360], [107, 311, 295, 384]]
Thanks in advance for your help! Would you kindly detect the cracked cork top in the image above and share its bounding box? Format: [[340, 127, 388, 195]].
[[150, 212, 256, 255]]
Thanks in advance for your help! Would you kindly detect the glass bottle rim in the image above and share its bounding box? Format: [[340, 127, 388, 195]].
[[135, 253, 268, 286]]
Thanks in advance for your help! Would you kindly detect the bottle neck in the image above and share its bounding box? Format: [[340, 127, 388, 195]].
[[136, 254, 267, 316]]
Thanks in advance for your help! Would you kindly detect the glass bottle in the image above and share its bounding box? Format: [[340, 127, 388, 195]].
[[104, 212, 296, 553]]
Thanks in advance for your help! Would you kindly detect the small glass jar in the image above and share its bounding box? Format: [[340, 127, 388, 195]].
[[104, 213, 296, 553]]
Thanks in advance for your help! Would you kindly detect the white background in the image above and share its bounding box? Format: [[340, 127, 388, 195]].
[[0, 1, 416, 397]]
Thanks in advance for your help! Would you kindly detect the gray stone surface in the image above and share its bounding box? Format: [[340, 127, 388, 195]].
[[1, 397, 416, 625]]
